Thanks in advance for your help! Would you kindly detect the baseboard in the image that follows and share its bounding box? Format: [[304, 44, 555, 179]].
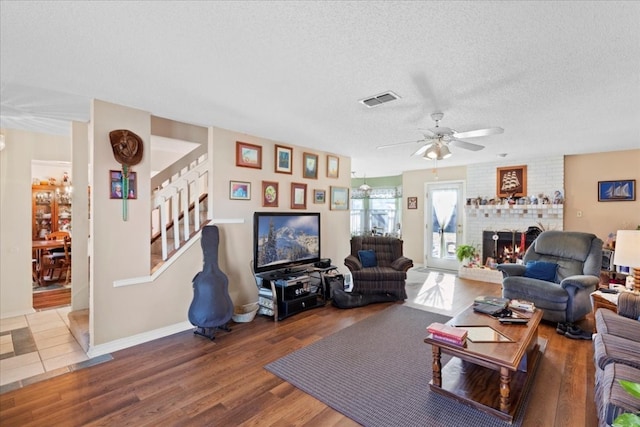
[[87, 321, 194, 358]]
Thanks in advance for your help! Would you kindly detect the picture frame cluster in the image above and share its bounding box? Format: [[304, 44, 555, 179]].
[[232, 141, 345, 209]]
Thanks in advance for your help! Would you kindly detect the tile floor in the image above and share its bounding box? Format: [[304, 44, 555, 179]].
[[0, 306, 91, 389]]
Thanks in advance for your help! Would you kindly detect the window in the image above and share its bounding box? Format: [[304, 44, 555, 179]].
[[350, 187, 401, 236]]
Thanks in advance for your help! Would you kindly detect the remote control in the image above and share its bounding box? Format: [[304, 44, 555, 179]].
[[600, 288, 618, 294], [499, 318, 529, 324]]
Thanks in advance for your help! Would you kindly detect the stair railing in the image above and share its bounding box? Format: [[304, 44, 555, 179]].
[[151, 154, 209, 263]]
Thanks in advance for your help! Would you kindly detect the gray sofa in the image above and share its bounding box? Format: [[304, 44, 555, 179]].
[[497, 231, 602, 323], [593, 292, 640, 427]]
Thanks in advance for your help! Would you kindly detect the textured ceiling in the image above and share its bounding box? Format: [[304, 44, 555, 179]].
[[1, 1, 639, 177]]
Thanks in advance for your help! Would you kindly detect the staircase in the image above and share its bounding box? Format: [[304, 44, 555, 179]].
[[150, 153, 210, 272]]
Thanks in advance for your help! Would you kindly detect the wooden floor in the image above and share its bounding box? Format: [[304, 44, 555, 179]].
[[1, 274, 598, 427], [32, 287, 71, 310]]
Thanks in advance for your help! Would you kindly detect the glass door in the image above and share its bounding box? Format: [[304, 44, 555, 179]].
[[424, 181, 464, 271]]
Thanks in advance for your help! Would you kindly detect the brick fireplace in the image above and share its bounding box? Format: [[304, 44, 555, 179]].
[[482, 230, 539, 265]]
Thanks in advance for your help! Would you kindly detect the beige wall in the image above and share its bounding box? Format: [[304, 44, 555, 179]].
[[564, 149, 640, 239], [209, 126, 352, 306], [0, 128, 70, 317], [0, 103, 351, 354]]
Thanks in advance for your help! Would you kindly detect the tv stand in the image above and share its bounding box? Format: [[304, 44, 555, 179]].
[[255, 267, 321, 321]]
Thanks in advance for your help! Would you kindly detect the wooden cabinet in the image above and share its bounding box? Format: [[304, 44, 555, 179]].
[[32, 185, 72, 240]]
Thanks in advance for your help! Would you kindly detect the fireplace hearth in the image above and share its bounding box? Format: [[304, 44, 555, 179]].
[[482, 230, 539, 265]]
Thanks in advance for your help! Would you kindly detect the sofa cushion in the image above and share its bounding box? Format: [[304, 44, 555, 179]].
[[358, 250, 377, 268], [524, 261, 558, 282], [595, 363, 640, 427], [593, 332, 640, 370], [596, 308, 640, 342]]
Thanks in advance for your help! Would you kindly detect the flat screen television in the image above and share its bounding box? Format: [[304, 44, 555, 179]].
[[253, 212, 321, 275]]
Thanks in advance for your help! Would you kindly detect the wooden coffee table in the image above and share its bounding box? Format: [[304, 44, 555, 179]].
[[424, 305, 545, 423]]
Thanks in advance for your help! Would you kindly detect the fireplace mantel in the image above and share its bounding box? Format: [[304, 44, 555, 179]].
[[465, 204, 563, 220]]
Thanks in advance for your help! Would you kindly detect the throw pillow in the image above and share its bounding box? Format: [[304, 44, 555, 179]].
[[358, 250, 377, 268], [524, 261, 558, 281]]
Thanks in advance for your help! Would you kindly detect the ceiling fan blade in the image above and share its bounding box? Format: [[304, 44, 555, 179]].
[[376, 139, 424, 150], [450, 138, 485, 151], [411, 142, 433, 157], [453, 127, 504, 139], [416, 128, 436, 137]]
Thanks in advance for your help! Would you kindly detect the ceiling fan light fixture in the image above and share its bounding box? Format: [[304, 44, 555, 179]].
[[440, 145, 452, 159], [423, 143, 451, 160], [424, 145, 439, 159]]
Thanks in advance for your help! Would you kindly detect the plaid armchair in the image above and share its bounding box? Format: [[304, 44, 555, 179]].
[[344, 236, 413, 300]]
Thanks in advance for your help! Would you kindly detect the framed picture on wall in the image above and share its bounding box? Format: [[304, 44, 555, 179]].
[[229, 181, 251, 200], [314, 189, 326, 204], [236, 141, 262, 169], [330, 186, 349, 210], [598, 179, 636, 202], [291, 182, 307, 209], [110, 170, 137, 199], [262, 181, 279, 207], [407, 197, 418, 209], [327, 155, 339, 178], [496, 165, 527, 198], [275, 144, 293, 174], [303, 152, 318, 179]]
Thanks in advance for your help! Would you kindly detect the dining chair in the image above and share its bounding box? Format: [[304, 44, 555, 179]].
[[41, 235, 71, 284]]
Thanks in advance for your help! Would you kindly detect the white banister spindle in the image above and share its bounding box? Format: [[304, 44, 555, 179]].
[[182, 182, 190, 242], [193, 178, 201, 230], [160, 197, 169, 260], [171, 190, 180, 250]]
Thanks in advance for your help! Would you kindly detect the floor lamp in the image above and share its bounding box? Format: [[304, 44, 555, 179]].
[[613, 230, 640, 291]]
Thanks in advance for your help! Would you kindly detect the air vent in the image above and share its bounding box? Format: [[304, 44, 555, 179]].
[[359, 91, 400, 108]]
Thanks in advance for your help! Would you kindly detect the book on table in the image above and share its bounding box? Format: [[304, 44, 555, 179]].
[[430, 333, 466, 346], [427, 322, 467, 342], [474, 296, 510, 307], [473, 295, 510, 316]]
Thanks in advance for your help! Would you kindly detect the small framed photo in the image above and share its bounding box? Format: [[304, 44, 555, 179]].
[[314, 189, 326, 204], [110, 170, 137, 199], [496, 165, 527, 198], [330, 186, 349, 210], [407, 197, 418, 209], [291, 182, 307, 209], [327, 155, 339, 178], [236, 141, 262, 169], [598, 179, 636, 202], [262, 181, 279, 207], [275, 144, 293, 174], [229, 180, 251, 200], [303, 152, 318, 179]]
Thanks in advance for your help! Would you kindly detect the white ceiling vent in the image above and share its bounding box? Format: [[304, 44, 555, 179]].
[[359, 91, 400, 108]]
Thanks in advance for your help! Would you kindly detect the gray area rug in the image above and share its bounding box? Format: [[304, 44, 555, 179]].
[[265, 304, 528, 427]]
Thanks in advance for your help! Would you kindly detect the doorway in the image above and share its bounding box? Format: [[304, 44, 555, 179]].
[[424, 181, 465, 271]]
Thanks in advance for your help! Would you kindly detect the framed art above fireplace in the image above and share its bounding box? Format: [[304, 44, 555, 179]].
[[496, 165, 527, 198]]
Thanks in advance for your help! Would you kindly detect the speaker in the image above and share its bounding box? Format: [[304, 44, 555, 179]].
[[314, 258, 332, 268]]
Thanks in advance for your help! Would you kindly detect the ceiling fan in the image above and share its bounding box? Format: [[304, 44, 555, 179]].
[[377, 112, 504, 160]]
